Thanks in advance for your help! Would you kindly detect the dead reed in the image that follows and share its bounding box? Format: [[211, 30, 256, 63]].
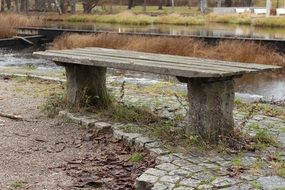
[[52, 33, 285, 66], [0, 13, 43, 38]]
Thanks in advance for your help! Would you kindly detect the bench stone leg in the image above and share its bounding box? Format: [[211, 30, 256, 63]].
[[186, 78, 235, 144], [64, 64, 111, 108]]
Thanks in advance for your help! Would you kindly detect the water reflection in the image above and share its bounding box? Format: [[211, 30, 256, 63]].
[[235, 71, 285, 101], [46, 21, 285, 39]]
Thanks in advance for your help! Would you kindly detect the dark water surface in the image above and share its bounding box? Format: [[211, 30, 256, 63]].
[[45, 21, 285, 40]]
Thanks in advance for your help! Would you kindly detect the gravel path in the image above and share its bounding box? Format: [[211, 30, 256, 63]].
[[0, 78, 153, 190]]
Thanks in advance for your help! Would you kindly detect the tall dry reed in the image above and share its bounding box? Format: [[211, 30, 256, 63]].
[[0, 13, 43, 38], [51, 33, 285, 66]]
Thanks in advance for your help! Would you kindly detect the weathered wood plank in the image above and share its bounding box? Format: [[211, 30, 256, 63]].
[[34, 47, 282, 79], [53, 49, 260, 72], [79, 47, 281, 70], [34, 52, 229, 78], [46, 50, 259, 73]]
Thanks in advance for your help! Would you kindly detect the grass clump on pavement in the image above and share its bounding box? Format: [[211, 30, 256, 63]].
[[129, 152, 144, 163], [41, 92, 66, 118], [10, 180, 24, 189]]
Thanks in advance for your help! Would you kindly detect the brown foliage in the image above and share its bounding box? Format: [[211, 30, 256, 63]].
[[0, 13, 43, 38], [52, 33, 285, 66]]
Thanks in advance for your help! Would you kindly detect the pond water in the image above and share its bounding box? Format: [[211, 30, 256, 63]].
[[0, 50, 284, 101], [46, 21, 285, 39]]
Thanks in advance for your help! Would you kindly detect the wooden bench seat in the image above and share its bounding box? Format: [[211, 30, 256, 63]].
[[34, 47, 282, 143]]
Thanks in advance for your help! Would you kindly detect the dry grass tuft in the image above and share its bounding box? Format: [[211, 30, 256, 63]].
[[66, 11, 206, 25], [0, 13, 43, 38], [52, 33, 285, 66]]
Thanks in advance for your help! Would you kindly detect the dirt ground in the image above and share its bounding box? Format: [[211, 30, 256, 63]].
[[0, 78, 154, 190]]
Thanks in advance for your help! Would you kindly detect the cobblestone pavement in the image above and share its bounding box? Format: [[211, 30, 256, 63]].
[[110, 77, 285, 190], [61, 109, 285, 190]]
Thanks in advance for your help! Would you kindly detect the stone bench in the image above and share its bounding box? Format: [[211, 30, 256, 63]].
[[34, 47, 282, 144]]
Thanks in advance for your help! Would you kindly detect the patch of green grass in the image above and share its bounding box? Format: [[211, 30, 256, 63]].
[[199, 176, 216, 185], [247, 123, 260, 130], [251, 158, 266, 172], [235, 102, 284, 119], [12, 76, 29, 83], [41, 92, 66, 118], [23, 63, 37, 70], [251, 180, 262, 189], [253, 129, 277, 147], [129, 152, 143, 163], [10, 180, 24, 189], [208, 13, 251, 25], [277, 166, 285, 178], [232, 154, 243, 167], [99, 102, 160, 124], [254, 17, 285, 28]]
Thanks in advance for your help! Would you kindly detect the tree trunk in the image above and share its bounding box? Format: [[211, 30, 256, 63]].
[[20, 0, 28, 12], [224, 0, 232, 7], [5, 0, 11, 10], [61, 0, 68, 14], [47, 0, 53, 10], [71, 0, 76, 14], [200, 0, 207, 13], [35, 0, 46, 11], [82, 0, 99, 14], [14, 0, 19, 11], [143, 0, 146, 12], [128, 0, 133, 9], [266, 0, 271, 17], [158, 0, 163, 10], [217, 0, 222, 7], [188, 0, 191, 9]]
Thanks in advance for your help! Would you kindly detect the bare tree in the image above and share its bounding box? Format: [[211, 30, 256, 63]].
[[82, 0, 100, 14], [188, 0, 191, 9], [5, 0, 11, 10], [71, 0, 76, 14], [128, 0, 133, 9], [158, 0, 163, 10], [199, 0, 207, 13], [0, 0, 3, 11], [143, 0, 147, 11], [224, 0, 232, 7], [20, 0, 28, 12], [14, 0, 19, 11]]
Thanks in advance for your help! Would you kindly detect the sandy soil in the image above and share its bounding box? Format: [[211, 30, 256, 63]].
[[0, 78, 153, 190]]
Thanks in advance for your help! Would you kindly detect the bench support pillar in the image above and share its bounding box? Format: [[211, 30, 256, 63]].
[[181, 77, 235, 144], [63, 64, 111, 108]]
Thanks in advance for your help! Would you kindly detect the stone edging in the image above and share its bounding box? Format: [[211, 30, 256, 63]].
[[58, 111, 211, 190]]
